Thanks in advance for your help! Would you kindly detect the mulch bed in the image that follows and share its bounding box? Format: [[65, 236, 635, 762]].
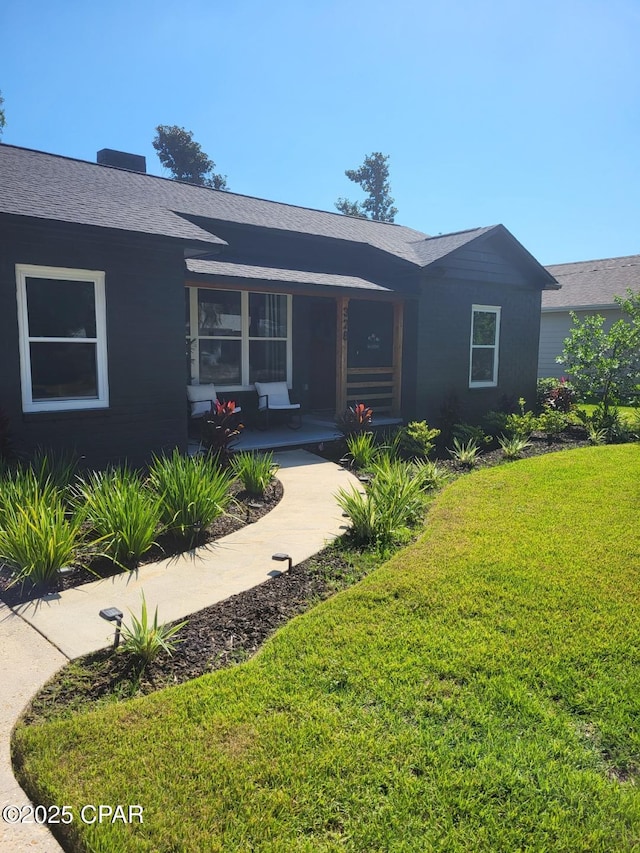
[[20, 433, 594, 723], [0, 479, 283, 608]]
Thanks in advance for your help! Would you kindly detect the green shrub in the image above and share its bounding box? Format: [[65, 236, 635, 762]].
[[120, 594, 187, 665], [28, 448, 79, 496], [537, 408, 568, 444], [505, 398, 539, 439], [498, 434, 532, 460], [149, 450, 235, 540], [336, 458, 425, 548], [397, 421, 440, 459], [411, 458, 449, 491], [75, 467, 161, 567], [576, 405, 633, 444], [448, 437, 481, 467], [343, 431, 378, 471], [453, 422, 492, 446], [0, 472, 84, 588], [230, 451, 279, 498]]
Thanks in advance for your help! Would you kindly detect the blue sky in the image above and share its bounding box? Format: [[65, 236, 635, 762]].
[[1, 0, 638, 265]]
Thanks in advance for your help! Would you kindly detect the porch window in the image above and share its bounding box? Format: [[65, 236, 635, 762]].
[[16, 264, 109, 412], [469, 305, 501, 387], [186, 288, 291, 389]]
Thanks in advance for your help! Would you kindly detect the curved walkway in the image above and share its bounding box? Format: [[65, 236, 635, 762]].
[[0, 450, 359, 852]]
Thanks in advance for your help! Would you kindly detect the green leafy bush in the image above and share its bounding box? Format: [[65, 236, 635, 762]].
[[453, 422, 492, 447], [75, 467, 161, 567], [498, 434, 532, 460], [120, 594, 187, 665], [230, 451, 279, 498], [149, 450, 235, 541], [575, 405, 633, 445], [343, 431, 378, 471], [505, 398, 539, 439], [411, 458, 449, 490], [537, 408, 568, 444], [336, 458, 425, 548], [0, 470, 84, 588], [397, 421, 440, 459], [448, 437, 481, 467]]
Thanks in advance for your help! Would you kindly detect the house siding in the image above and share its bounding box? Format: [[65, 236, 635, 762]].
[[415, 262, 542, 424], [0, 218, 188, 468], [538, 308, 622, 379]]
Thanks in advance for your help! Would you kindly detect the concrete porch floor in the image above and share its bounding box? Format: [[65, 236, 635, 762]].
[[190, 414, 403, 454]]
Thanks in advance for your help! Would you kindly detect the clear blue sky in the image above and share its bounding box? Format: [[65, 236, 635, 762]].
[[1, 0, 638, 265]]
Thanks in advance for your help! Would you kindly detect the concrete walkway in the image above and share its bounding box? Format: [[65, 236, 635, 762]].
[[0, 449, 359, 852]]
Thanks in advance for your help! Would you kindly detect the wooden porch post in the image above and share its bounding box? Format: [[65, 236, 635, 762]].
[[392, 300, 404, 417], [336, 296, 349, 416]]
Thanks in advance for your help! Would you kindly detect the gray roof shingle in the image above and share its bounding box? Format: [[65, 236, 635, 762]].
[[542, 255, 640, 309], [186, 259, 393, 292], [0, 145, 430, 262]]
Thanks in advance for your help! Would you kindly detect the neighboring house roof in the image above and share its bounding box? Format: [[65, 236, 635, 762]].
[[186, 259, 393, 293], [542, 254, 640, 311]]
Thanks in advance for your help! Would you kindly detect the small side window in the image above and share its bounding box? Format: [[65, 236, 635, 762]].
[[469, 305, 500, 387]]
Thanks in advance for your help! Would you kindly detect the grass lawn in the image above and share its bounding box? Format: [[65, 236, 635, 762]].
[[14, 445, 640, 852]]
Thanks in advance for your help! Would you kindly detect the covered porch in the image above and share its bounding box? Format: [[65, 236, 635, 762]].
[[184, 265, 408, 425]]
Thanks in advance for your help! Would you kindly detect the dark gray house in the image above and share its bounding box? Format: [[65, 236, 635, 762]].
[[0, 144, 558, 466]]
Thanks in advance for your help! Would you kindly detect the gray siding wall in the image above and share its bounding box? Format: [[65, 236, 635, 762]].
[[0, 219, 188, 468], [538, 308, 622, 379], [415, 269, 542, 425]]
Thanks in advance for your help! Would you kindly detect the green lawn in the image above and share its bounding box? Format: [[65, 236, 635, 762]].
[[14, 445, 640, 852]]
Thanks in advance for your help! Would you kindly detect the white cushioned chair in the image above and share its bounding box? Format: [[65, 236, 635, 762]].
[[254, 381, 301, 430], [187, 384, 241, 418]]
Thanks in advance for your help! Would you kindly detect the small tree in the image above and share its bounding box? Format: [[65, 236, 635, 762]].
[[335, 152, 397, 222], [558, 289, 640, 415], [153, 125, 227, 189]]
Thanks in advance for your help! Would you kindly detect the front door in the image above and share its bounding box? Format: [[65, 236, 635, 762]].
[[308, 298, 336, 411]]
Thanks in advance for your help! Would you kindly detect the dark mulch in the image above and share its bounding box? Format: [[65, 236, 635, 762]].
[[0, 479, 283, 608], [23, 547, 358, 725], [20, 433, 594, 723]]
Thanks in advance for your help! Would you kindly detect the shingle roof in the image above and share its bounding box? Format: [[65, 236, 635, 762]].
[[186, 259, 393, 292], [407, 225, 496, 265], [542, 254, 640, 310], [0, 145, 430, 263]]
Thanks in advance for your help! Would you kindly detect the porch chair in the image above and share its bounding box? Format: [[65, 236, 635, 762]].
[[187, 384, 241, 420], [254, 381, 302, 430]]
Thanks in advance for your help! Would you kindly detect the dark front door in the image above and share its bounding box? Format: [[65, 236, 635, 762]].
[[308, 298, 336, 411]]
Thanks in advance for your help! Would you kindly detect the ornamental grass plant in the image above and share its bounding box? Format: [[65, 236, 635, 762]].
[[74, 467, 161, 568], [230, 451, 279, 498], [148, 449, 235, 542]]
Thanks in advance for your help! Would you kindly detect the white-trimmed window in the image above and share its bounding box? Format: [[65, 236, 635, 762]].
[[16, 265, 109, 412], [469, 305, 500, 387], [186, 287, 292, 389]]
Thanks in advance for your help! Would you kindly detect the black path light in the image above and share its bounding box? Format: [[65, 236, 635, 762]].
[[271, 553, 293, 573], [99, 607, 124, 649]]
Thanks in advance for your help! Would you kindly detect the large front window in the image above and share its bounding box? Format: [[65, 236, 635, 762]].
[[469, 305, 501, 387], [16, 265, 109, 412], [186, 288, 291, 388]]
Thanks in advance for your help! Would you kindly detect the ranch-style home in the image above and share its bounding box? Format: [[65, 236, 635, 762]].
[[539, 253, 640, 378], [0, 144, 559, 467]]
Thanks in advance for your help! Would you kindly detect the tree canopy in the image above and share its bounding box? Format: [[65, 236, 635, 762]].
[[153, 125, 227, 190], [558, 288, 640, 415], [0, 90, 5, 139], [335, 152, 397, 222]]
